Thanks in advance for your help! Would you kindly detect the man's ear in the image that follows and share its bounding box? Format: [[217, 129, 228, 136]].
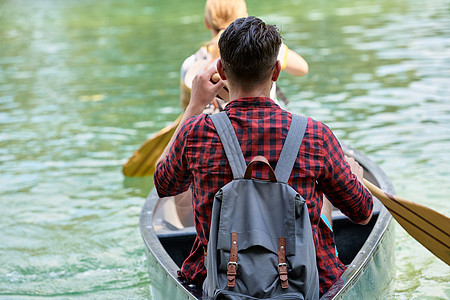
[[271, 60, 282, 82], [217, 59, 227, 80]]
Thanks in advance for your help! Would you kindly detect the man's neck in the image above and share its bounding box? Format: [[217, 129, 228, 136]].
[[228, 81, 273, 101]]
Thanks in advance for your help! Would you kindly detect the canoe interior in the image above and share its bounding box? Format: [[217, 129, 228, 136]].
[[154, 171, 383, 299], [158, 206, 380, 269]]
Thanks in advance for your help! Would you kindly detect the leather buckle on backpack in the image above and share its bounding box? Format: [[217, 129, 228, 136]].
[[227, 261, 238, 288], [278, 262, 289, 289], [278, 262, 287, 272], [227, 261, 238, 270]]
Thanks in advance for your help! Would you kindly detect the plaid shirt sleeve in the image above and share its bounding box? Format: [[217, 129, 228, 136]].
[[154, 116, 196, 198], [318, 124, 373, 223]]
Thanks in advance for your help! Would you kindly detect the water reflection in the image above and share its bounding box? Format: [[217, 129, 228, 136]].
[[0, 0, 448, 298]]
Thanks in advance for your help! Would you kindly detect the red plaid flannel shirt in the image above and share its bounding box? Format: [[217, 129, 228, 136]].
[[154, 97, 373, 296]]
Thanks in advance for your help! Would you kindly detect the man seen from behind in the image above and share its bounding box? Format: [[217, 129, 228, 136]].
[[154, 16, 373, 296]]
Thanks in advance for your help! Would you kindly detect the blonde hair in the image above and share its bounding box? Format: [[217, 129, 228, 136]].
[[205, 0, 248, 32], [204, 0, 248, 58]]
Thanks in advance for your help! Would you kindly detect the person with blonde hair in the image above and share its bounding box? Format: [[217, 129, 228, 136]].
[[180, 0, 309, 111], [203, 0, 248, 59], [179, 0, 336, 244]]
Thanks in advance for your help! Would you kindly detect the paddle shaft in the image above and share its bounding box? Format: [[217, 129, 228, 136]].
[[363, 178, 450, 265]]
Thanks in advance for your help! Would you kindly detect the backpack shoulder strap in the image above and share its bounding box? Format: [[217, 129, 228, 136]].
[[210, 112, 246, 179], [275, 114, 308, 183]]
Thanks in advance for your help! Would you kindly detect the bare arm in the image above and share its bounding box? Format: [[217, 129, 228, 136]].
[[283, 48, 309, 77]]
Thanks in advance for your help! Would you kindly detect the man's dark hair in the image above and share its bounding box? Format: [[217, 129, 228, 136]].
[[218, 16, 282, 88]]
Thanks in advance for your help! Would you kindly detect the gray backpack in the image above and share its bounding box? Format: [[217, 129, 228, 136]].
[[203, 112, 319, 299]]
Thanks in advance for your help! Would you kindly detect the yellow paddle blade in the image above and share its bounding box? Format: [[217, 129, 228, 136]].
[[122, 114, 182, 177], [364, 179, 450, 265]]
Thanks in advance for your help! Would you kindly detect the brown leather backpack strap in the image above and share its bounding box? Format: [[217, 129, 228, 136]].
[[278, 237, 289, 289], [244, 156, 278, 182], [227, 232, 239, 287]]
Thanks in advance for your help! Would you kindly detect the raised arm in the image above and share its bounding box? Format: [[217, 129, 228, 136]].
[[156, 67, 225, 167]]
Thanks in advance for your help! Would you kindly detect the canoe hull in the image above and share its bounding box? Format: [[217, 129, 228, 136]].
[[322, 208, 395, 299], [141, 189, 198, 300]]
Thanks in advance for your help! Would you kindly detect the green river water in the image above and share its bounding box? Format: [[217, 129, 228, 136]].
[[0, 0, 449, 298]]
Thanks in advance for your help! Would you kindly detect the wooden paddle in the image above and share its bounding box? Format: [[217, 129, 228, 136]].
[[122, 73, 224, 177], [363, 178, 450, 265], [122, 113, 183, 177]]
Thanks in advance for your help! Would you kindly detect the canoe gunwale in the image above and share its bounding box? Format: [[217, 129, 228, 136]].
[[321, 207, 393, 299], [139, 189, 197, 297], [320, 145, 395, 299]]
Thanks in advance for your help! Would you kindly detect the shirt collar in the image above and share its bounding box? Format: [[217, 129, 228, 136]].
[[224, 97, 280, 111]]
